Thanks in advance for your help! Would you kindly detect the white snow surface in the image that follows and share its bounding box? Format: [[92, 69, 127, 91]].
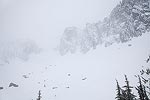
[[0, 32, 150, 100]]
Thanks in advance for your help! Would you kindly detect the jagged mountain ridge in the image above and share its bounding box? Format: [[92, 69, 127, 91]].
[[58, 0, 150, 55]]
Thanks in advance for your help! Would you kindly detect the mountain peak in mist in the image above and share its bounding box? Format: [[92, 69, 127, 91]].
[[0, 39, 41, 64], [58, 0, 150, 55]]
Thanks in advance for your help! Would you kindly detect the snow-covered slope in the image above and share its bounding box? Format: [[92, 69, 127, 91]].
[[0, 32, 150, 100]]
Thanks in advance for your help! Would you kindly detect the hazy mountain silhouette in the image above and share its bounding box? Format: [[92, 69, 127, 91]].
[[58, 0, 150, 55]]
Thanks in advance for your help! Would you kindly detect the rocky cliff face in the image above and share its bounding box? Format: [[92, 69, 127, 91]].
[[58, 0, 150, 55]]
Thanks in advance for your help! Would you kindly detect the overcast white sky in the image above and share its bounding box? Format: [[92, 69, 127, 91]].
[[0, 0, 121, 48]]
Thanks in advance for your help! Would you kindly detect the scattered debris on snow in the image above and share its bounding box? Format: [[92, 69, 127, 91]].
[[146, 55, 150, 63], [22, 75, 29, 78], [9, 83, 19, 87], [52, 87, 58, 89], [0, 87, 4, 90], [66, 86, 70, 88], [82, 77, 87, 80], [128, 44, 132, 46]]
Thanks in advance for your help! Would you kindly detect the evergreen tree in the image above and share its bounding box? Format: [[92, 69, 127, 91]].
[[37, 90, 42, 100], [139, 61, 150, 97], [122, 75, 136, 100], [121, 89, 127, 100], [116, 80, 123, 100], [143, 85, 149, 100], [135, 76, 149, 100], [116, 56, 150, 100]]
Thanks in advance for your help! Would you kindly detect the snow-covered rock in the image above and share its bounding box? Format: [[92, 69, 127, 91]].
[[58, 0, 150, 55]]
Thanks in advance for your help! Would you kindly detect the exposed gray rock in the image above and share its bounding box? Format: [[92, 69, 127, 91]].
[[0, 87, 4, 90], [9, 83, 19, 87]]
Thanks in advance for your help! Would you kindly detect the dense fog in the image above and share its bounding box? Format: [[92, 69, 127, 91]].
[[0, 0, 150, 100]]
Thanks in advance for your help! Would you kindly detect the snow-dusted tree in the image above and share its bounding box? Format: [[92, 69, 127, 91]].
[[116, 55, 150, 100], [122, 75, 136, 100], [138, 55, 150, 98], [135, 76, 149, 100], [116, 80, 124, 100], [37, 90, 42, 100], [115, 76, 136, 100]]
